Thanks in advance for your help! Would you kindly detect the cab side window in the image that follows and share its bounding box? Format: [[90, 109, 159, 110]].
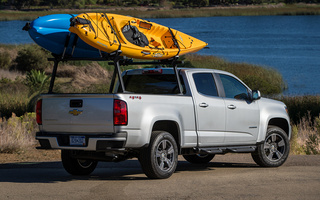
[[219, 74, 248, 100], [193, 73, 218, 97]]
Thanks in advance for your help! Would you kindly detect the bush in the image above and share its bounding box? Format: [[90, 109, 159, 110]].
[[290, 114, 320, 155], [0, 51, 12, 70], [26, 69, 50, 95], [14, 45, 49, 72], [73, 0, 85, 8], [0, 80, 29, 119], [0, 113, 37, 153], [279, 95, 320, 124]]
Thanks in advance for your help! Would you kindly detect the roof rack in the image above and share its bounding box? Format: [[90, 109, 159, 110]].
[[47, 52, 184, 95]]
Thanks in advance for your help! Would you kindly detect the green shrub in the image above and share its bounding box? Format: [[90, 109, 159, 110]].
[[26, 69, 50, 95], [0, 80, 29, 118], [0, 92, 29, 119], [14, 45, 49, 72], [74, 0, 86, 9], [25, 70, 50, 112], [0, 78, 12, 84], [0, 51, 11, 70], [279, 96, 320, 124]]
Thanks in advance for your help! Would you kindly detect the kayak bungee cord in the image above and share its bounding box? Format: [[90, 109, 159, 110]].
[[104, 13, 122, 52]]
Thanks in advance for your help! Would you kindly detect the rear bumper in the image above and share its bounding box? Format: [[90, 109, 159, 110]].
[[36, 132, 127, 151]]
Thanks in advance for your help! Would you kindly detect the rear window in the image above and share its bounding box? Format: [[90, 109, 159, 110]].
[[122, 74, 185, 94]]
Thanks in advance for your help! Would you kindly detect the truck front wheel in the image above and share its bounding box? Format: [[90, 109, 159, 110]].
[[252, 126, 290, 167], [61, 150, 98, 175], [139, 131, 178, 179]]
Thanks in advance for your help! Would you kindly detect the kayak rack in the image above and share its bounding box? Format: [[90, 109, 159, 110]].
[[47, 52, 184, 95]]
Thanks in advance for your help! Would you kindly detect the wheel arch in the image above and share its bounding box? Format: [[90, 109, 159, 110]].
[[152, 120, 181, 152], [268, 118, 291, 139], [268, 118, 290, 135]]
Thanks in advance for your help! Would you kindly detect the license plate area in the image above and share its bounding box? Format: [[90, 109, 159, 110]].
[[70, 136, 86, 146]]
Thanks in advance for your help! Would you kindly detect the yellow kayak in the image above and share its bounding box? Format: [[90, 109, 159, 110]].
[[69, 13, 208, 60]]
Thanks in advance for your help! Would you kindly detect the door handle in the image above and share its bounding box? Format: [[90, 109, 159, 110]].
[[227, 104, 236, 110], [199, 103, 209, 108]]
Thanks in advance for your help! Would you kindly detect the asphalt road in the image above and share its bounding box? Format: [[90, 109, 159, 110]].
[[0, 154, 319, 200]]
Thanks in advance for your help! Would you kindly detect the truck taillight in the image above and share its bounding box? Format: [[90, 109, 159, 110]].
[[114, 99, 128, 126], [36, 99, 42, 125]]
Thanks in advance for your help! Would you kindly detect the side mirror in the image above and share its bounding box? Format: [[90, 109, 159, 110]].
[[252, 90, 261, 100]]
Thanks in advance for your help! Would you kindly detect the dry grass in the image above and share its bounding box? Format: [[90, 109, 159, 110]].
[[71, 62, 111, 89], [291, 114, 320, 155], [0, 69, 25, 80], [0, 45, 18, 60], [48, 62, 112, 93], [0, 81, 29, 118], [0, 113, 38, 153]]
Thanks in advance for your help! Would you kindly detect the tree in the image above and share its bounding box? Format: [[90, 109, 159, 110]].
[[30, 0, 42, 6], [159, 0, 166, 6], [14, 0, 27, 9], [86, 0, 98, 4], [189, 0, 209, 7], [73, 0, 85, 8], [57, 0, 70, 7]]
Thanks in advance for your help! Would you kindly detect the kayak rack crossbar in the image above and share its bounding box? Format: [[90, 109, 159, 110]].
[[47, 54, 184, 95]]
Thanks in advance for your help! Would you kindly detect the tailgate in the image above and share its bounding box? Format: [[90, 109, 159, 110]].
[[41, 94, 114, 133]]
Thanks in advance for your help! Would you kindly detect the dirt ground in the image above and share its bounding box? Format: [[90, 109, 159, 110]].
[[0, 148, 61, 164], [0, 148, 318, 165]]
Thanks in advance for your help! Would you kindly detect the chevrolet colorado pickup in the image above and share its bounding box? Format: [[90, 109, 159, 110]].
[[36, 66, 291, 179]]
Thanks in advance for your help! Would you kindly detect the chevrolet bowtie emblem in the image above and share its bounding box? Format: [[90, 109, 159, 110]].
[[69, 109, 83, 116]]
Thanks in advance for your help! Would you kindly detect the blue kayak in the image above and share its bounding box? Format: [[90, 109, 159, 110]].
[[24, 14, 106, 58]]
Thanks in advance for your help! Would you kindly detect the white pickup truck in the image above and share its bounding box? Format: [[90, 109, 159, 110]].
[[36, 65, 291, 179]]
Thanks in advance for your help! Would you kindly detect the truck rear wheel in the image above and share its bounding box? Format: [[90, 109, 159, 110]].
[[61, 150, 98, 175], [139, 131, 178, 179], [183, 154, 215, 164], [252, 126, 290, 167]]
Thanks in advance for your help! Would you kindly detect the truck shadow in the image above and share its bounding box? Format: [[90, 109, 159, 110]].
[[0, 160, 258, 183], [177, 160, 258, 172]]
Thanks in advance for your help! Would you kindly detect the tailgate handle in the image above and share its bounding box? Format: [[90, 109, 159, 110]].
[[70, 99, 83, 108]]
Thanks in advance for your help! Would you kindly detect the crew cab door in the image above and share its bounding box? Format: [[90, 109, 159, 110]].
[[218, 74, 260, 145], [188, 72, 226, 146]]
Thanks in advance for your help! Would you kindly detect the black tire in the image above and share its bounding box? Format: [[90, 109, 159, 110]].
[[183, 154, 215, 164], [61, 150, 98, 176], [139, 131, 178, 179], [252, 126, 290, 167]]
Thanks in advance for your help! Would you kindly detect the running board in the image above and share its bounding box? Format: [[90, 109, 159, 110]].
[[198, 146, 256, 154]]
